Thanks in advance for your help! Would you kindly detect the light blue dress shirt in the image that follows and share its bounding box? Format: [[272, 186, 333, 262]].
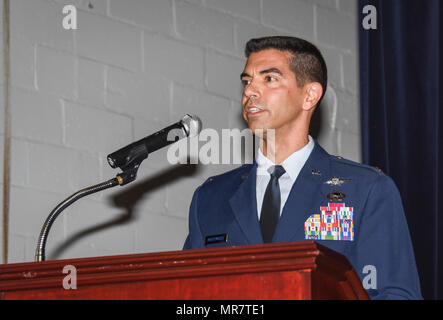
[[256, 135, 315, 219]]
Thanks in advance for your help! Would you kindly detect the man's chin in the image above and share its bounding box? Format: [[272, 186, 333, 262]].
[[247, 124, 274, 139]]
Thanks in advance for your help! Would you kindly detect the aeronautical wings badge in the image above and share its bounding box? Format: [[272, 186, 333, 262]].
[[324, 176, 352, 186]]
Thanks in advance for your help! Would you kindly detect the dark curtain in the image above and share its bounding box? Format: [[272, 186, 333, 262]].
[[359, 0, 442, 299]]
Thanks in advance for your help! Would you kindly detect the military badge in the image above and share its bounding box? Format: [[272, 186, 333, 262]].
[[304, 203, 354, 241], [327, 189, 346, 201], [324, 176, 351, 186]]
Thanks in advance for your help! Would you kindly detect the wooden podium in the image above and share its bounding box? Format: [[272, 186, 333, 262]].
[[0, 241, 369, 300]]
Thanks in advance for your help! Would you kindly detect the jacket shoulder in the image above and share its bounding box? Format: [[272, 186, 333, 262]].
[[329, 155, 385, 180], [200, 164, 253, 188]]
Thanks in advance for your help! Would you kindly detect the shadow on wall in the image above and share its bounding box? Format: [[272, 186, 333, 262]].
[[48, 162, 199, 260], [310, 100, 324, 140], [310, 86, 339, 156]]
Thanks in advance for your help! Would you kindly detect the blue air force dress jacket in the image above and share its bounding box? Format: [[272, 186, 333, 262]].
[[183, 141, 422, 300]]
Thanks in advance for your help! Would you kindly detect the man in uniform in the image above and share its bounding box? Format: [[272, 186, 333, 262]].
[[183, 36, 422, 300]]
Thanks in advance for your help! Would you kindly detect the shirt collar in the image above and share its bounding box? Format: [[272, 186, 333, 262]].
[[256, 135, 315, 181]]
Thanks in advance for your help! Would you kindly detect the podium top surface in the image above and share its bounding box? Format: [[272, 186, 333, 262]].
[[0, 241, 368, 299], [1, 241, 350, 286]]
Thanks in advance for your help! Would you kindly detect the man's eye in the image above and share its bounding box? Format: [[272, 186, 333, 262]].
[[265, 75, 277, 82], [242, 79, 251, 86]]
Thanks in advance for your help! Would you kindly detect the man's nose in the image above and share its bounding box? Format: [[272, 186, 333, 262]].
[[243, 80, 260, 99]]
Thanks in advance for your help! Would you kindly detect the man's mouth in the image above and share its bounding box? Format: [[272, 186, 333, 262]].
[[245, 105, 264, 115]]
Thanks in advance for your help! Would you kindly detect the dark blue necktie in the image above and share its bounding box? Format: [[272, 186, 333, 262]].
[[260, 165, 286, 243]]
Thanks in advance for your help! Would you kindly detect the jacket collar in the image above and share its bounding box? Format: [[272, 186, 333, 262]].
[[229, 141, 331, 244], [273, 141, 331, 242]]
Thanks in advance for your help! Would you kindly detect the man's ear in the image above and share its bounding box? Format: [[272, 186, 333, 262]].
[[302, 82, 323, 111]]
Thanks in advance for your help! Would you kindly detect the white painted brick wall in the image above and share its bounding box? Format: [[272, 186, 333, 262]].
[[77, 57, 105, 106], [11, 0, 74, 51], [143, 32, 205, 88], [109, 0, 173, 34], [262, 0, 314, 38], [0, 0, 361, 263], [234, 18, 292, 57], [106, 66, 171, 120], [206, 0, 261, 22], [76, 11, 142, 71], [10, 35, 35, 90], [11, 87, 63, 144], [175, 1, 236, 52], [205, 48, 245, 98], [316, 5, 356, 52], [36, 46, 76, 99], [64, 100, 133, 154]]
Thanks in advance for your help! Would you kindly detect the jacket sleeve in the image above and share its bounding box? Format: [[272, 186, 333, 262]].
[[183, 186, 205, 250], [351, 174, 422, 299]]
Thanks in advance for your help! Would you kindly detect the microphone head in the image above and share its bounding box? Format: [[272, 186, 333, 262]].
[[181, 114, 202, 137]]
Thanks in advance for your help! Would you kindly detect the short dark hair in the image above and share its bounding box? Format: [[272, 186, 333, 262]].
[[245, 36, 327, 104]]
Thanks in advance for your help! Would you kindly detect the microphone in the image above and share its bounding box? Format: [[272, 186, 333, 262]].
[[107, 114, 202, 184], [35, 115, 201, 261]]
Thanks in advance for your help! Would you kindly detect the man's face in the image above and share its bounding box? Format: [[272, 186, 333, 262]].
[[241, 49, 305, 136]]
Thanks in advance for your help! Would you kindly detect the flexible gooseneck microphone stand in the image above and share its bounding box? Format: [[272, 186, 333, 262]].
[[35, 114, 201, 262], [35, 177, 121, 262], [35, 130, 147, 262]]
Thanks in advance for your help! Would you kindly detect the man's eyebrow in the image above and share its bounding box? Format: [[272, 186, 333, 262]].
[[259, 68, 283, 76], [240, 68, 283, 79]]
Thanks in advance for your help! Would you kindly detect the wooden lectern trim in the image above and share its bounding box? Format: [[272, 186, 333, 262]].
[[0, 241, 369, 300]]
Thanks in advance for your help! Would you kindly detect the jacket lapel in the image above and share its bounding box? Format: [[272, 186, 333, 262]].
[[273, 142, 332, 243], [229, 162, 264, 244]]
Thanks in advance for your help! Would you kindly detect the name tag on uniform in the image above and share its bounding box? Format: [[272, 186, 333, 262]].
[[205, 233, 228, 245]]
